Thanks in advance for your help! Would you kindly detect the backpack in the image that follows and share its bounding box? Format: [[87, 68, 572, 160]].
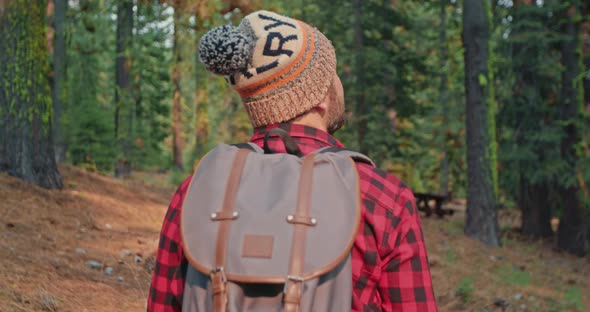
[[180, 128, 374, 312]]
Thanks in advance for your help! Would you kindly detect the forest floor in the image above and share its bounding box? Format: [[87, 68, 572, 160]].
[[0, 166, 589, 312]]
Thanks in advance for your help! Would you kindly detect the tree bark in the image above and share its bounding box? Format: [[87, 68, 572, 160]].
[[194, 11, 209, 159], [462, 0, 501, 247], [519, 180, 553, 239], [557, 3, 587, 256], [439, 0, 450, 196], [583, 4, 589, 119], [172, 6, 183, 170], [582, 1, 590, 249], [50, 0, 66, 162], [353, 0, 368, 155], [115, 0, 134, 178], [512, 0, 553, 239], [194, 90, 209, 157], [0, 0, 63, 189]]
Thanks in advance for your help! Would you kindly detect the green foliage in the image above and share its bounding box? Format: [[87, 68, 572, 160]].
[[494, 2, 590, 248], [0, 0, 64, 188], [131, 2, 173, 169], [445, 248, 457, 264], [561, 287, 586, 310], [292, 0, 467, 195], [169, 166, 188, 186], [1, 0, 53, 130], [548, 287, 586, 312], [63, 0, 115, 171], [46, 0, 472, 191], [59, 1, 174, 172], [23, 0, 586, 242], [497, 265, 531, 286], [444, 219, 464, 235], [454, 276, 475, 303]]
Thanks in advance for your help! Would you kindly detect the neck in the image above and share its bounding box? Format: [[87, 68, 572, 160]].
[[291, 112, 327, 132]]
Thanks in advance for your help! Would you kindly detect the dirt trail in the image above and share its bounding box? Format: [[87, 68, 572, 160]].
[[1, 166, 588, 311], [0, 166, 175, 312]]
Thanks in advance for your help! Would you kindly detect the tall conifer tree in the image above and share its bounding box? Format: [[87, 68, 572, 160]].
[[0, 0, 63, 189], [557, 1, 587, 256], [115, 0, 134, 177], [462, 0, 500, 246]]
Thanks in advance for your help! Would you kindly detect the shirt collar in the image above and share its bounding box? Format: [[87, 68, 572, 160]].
[[249, 123, 345, 148]]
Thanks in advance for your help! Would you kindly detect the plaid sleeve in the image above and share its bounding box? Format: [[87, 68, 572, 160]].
[[379, 187, 438, 312], [147, 176, 192, 312]]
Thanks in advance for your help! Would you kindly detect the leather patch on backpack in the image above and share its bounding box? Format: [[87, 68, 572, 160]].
[[242, 235, 274, 259]]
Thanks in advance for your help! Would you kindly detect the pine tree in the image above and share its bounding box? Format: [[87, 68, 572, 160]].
[[462, 0, 500, 247], [0, 0, 63, 189], [511, 0, 554, 239], [172, 3, 184, 170], [557, 1, 587, 256], [64, 0, 115, 171], [353, 0, 368, 155], [49, 0, 67, 162], [132, 1, 172, 169], [439, 0, 450, 196], [115, 0, 134, 177], [193, 7, 211, 159]]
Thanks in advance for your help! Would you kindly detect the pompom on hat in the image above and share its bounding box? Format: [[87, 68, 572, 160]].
[[198, 10, 337, 128]]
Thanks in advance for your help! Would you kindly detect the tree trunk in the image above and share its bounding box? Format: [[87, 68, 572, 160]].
[[194, 90, 209, 157], [194, 12, 209, 159], [353, 0, 368, 155], [439, 0, 450, 196], [115, 0, 134, 178], [462, 0, 501, 247], [519, 179, 553, 238], [133, 3, 143, 156], [172, 6, 183, 170], [583, 3, 590, 249], [557, 4, 587, 256], [46, 0, 58, 159], [512, 0, 553, 239], [583, 5, 589, 119], [0, 0, 63, 189], [49, 0, 66, 162]]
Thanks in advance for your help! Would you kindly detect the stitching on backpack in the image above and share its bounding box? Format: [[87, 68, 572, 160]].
[[322, 156, 351, 190]]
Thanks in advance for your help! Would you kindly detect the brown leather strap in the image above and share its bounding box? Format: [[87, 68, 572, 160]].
[[212, 148, 250, 312], [211, 270, 227, 312], [210, 210, 240, 221], [286, 214, 317, 226], [284, 154, 315, 312]]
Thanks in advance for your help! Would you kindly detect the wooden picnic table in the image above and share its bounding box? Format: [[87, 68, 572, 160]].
[[414, 192, 454, 218]]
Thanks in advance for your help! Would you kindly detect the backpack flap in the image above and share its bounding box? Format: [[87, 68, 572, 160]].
[[180, 144, 362, 284], [314, 146, 375, 167]]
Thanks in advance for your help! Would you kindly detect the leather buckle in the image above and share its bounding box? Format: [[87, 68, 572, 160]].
[[283, 275, 305, 294], [210, 267, 228, 284]]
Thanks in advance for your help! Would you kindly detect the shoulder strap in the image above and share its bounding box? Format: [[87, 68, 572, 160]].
[[315, 146, 375, 167], [263, 128, 304, 157], [232, 128, 304, 156]]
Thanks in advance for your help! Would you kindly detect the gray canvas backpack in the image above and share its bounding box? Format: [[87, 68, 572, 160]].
[[180, 128, 374, 312]]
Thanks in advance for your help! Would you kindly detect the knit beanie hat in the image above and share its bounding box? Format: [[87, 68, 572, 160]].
[[198, 10, 337, 128]]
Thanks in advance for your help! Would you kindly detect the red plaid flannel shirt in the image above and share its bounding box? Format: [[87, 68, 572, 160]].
[[148, 124, 437, 311]]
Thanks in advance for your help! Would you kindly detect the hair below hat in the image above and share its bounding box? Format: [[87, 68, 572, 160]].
[[198, 10, 337, 128]]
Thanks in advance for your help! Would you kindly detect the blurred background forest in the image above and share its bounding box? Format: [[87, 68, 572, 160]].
[[1, 0, 590, 311], [2, 0, 590, 253]]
